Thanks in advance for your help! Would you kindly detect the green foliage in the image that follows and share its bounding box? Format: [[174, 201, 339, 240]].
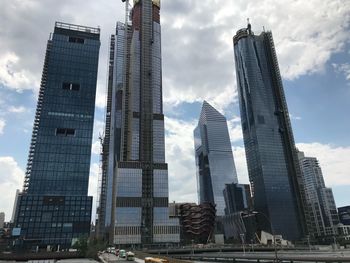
[[72, 236, 107, 259], [85, 238, 108, 259], [72, 236, 88, 255]]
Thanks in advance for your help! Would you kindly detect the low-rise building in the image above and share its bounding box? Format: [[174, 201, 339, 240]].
[[338, 206, 350, 225]]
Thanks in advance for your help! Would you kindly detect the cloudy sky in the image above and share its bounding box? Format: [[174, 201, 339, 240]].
[[1, 0, 350, 221]]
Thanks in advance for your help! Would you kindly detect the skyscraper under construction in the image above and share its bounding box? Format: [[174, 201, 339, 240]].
[[13, 22, 100, 248], [233, 23, 308, 241], [96, 0, 180, 245]]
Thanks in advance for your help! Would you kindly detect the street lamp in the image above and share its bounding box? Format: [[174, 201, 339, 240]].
[[191, 239, 194, 255], [242, 210, 279, 263], [240, 233, 246, 255], [306, 235, 311, 252]]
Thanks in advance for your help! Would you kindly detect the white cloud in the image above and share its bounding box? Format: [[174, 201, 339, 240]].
[[0, 119, 5, 135], [297, 142, 350, 187], [0, 52, 38, 92], [92, 119, 105, 143], [165, 117, 198, 203], [91, 140, 101, 156], [227, 117, 243, 143], [2, 0, 348, 111], [289, 114, 302, 121], [8, 105, 28, 113], [232, 146, 249, 184], [332, 63, 350, 81], [0, 157, 24, 221], [160, 0, 350, 111], [0, 0, 122, 107]]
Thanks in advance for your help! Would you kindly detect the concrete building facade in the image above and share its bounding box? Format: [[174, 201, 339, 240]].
[[298, 151, 339, 239]]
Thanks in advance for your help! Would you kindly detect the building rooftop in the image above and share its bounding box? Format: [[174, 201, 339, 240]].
[[55, 21, 100, 35]]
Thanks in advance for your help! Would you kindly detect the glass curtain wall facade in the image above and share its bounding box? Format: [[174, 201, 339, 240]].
[[297, 151, 339, 239], [194, 101, 238, 216], [96, 23, 125, 240], [97, 0, 180, 246], [13, 22, 100, 248], [233, 24, 308, 241], [223, 183, 252, 215]]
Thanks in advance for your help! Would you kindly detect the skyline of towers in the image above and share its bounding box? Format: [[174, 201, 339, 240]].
[[4, 3, 345, 247], [13, 22, 100, 248], [194, 101, 238, 217], [233, 24, 308, 241], [96, 0, 180, 245]]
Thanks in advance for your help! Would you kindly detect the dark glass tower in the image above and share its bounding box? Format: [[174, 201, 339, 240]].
[[194, 101, 238, 216], [233, 23, 308, 241], [96, 0, 180, 245], [13, 22, 100, 248]]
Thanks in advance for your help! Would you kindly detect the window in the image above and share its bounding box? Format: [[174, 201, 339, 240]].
[[62, 82, 80, 91], [55, 128, 76, 136], [258, 115, 265, 124], [56, 128, 66, 135], [68, 36, 85, 44], [66, 129, 75, 136]]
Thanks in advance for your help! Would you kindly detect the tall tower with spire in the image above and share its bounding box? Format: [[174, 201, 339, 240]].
[[96, 0, 180, 245]]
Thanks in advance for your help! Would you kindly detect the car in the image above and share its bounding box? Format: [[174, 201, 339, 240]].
[[126, 251, 135, 261], [119, 249, 126, 258], [107, 247, 116, 254]]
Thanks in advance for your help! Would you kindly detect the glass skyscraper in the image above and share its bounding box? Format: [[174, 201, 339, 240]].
[[13, 22, 100, 248], [96, 0, 180, 245], [233, 23, 308, 241], [194, 101, 238, 216]]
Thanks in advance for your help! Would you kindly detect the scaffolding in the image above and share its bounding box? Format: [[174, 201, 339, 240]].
[[55, 21, 100, 34], [23, 40, 52, 193]]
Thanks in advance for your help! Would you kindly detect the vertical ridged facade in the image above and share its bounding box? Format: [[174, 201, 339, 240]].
[[194, 101, 238, 216], [298, 151, 339, 240], [97, 0, 180, 245], [233, 24, 308, 241], [14, 22, 100, 248]]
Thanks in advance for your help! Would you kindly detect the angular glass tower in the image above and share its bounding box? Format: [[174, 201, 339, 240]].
[[96, 0, 180, 245], [13, 22, 100, 248], [194, 101, 238, 216], [298, 151, 339, 239], [233, 24, 308, 241]]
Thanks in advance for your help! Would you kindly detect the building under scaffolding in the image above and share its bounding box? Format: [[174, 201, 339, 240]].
[[96, 0, 180, 246], [13, 22, 100, 248]]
